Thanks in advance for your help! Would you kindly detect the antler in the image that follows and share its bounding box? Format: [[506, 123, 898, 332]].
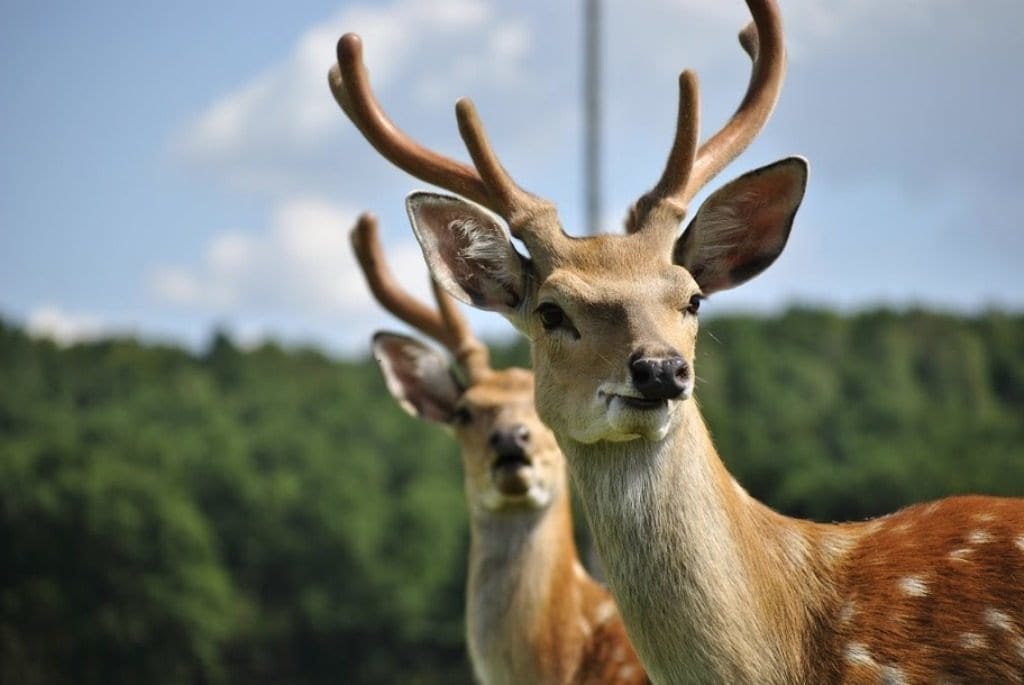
[[350, 212, 491, 383], [628, 0, 786, 234], [330, 35, 558, 243]]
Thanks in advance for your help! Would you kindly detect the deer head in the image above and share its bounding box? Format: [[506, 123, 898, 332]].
[[331, 0, 804, 447], [352, 213, 563, 513]]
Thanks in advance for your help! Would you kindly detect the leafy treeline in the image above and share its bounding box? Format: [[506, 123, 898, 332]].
[[1, 308, 1022, 683]]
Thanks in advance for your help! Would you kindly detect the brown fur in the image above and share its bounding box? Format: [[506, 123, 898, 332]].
[[827, 496, 1024, 683]]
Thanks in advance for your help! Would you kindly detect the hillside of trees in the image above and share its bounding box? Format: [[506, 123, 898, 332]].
[[1, 308, 1022, 683]]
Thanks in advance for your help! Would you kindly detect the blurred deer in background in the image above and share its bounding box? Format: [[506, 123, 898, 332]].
[[351, 214, 647, 685], [333, 0, 1024, 682]]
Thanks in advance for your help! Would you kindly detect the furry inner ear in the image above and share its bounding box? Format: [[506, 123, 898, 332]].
[[674, 156, 808, 295], [372, 332, 461, 424], [406, 192, 527, 317]]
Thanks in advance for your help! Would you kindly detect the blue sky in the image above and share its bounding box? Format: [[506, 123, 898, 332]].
[[2, 0, 1022, 353]]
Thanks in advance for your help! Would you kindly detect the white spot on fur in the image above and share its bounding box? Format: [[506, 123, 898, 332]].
[[899, 576, 928, 597], [973, 512, 996, 523], [960, 632, 987, 649], [891, 522, 913, 535], [948, 547, 973, 562], [1015, 534, 1024, 552], [573, 561, 588, 580], [968, 529, 994, 545], [611, 645, 626, 662], [577, 616, 592, 637], [594, 599, 617, 626], [880, 665, 908, 685], [845, 642, 876, 666], [985, 608, 1013, 631], [1016, 636, 1024, 661], [923, 502, 941, 516], [617, 664, 637, 680]]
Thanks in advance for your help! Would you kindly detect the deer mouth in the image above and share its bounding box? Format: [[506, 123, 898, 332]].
[[600, 390, 669, 412], [590, 388, 679, 443], [619, 396, 668, 411], [492, 454, 533, 496]]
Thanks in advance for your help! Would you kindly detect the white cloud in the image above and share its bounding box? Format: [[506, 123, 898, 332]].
[[27, 306, 112, 345], [150, 197, 435, 320], [173, 0, 536, 196]]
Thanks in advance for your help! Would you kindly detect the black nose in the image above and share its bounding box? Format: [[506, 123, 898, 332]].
[[489, 425, 531, 460], [629, 354, 689, 400]]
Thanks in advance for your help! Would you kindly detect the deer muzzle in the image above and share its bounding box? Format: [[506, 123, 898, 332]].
[[629, 354, 689, 401]]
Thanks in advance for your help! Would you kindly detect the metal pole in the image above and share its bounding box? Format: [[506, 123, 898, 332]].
[[583, 0, 602, 235]]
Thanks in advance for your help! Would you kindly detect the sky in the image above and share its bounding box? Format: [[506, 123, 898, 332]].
[[2, 0, 1022, 355]]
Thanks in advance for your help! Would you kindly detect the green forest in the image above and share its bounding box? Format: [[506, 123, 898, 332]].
[[2, 308, 1022, 684]]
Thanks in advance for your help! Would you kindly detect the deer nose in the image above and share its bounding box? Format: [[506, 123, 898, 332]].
[[629, 354, 689, 400], [489, 424, 531, 460]]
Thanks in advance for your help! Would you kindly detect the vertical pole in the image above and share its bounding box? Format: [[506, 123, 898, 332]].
[[583, 0, 602, 235]]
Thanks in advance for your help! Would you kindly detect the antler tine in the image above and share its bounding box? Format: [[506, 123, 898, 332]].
[[454, 98, 551, 230], [351, 213, 491, 381], [626, 71, 701, 234], [629, 0, 785, 233], [737, 21, 759, 61], [332, 32, 555, 241], [683, 0, 785, 202], [332, 34, 493, 211], [327, 63, 358, 124]]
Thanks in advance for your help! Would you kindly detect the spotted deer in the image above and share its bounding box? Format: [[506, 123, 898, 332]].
[[351, 213, 647, 685], [332, 1, 1024, 682]]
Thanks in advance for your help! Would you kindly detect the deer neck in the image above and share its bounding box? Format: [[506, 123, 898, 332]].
[[562, 400, 844, 685], [466, 488, 587, 685]]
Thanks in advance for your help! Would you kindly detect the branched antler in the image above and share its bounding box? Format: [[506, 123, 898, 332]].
[[330, 36, 557, 243], [628, 0, 785, 234]]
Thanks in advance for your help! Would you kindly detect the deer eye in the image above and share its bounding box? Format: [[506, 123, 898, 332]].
[[537, 303, 567, 330], [686, 294, 703, 316], [452, 406, 473, 426]]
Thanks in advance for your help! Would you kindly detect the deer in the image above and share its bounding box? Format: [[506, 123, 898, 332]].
[[331, 0, 1024, 682], [350, 212, 648, 685]]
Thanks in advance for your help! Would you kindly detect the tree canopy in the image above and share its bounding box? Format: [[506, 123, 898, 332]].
[[1, 308, 1021, 683]]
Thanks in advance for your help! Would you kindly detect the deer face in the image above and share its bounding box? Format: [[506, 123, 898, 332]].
[[525, 237, 701, 444], [454, 368, 563, 511], [407, 157, 807, 445], [373, 334, 563, 512]]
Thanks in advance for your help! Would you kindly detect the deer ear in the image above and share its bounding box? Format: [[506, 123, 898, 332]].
[[674, 156, 807, 295], [406, 191, 527, 317], [372, 332, 461, 424]]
